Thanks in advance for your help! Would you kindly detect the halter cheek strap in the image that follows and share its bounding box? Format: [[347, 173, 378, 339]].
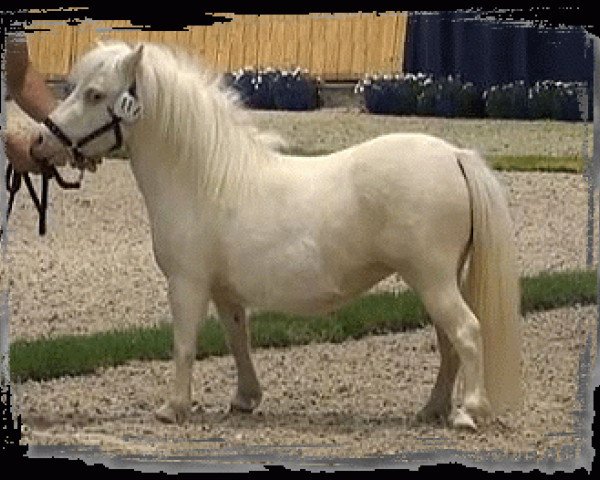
[[8, 83, 141, 240], [73, 107, 124, 152], [43, 82, 138, 160]]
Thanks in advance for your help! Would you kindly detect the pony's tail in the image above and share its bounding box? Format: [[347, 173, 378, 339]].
[[456, 149, 523, 413]]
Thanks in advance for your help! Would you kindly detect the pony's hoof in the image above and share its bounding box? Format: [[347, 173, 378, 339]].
[[229, 392, 262, 413], [415, 403, 451, 424], [450, 408, 478, 430], [155, 401, 190, 424]]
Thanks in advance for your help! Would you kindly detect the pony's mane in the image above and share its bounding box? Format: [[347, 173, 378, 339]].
[[84, 41, 286, 204]]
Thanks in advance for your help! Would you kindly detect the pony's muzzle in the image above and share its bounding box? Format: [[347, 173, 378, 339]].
[[30, 124, 71, 168]]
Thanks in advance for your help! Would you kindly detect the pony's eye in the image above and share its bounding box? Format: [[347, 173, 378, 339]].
[[85, 88, 106, 103]]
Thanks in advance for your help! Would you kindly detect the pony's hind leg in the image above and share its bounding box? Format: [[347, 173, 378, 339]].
[[417, 249, 467, 423], [156, 277, 209, 424], [215, 299, 262, 413], [417, 280, 491, 429], [416, 325, 460, 423]]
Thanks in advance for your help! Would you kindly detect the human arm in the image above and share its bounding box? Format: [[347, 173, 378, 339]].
[[3, 36, 58, 173], [6, 36, 58, 121]]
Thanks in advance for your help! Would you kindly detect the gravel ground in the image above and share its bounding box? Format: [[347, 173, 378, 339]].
[[15, 305, 596, 463], [252, 108, 587, 158], [2, 109, 597, 466]]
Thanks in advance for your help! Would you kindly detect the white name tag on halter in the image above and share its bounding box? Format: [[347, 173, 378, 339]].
[[114, 90, 142, 123]]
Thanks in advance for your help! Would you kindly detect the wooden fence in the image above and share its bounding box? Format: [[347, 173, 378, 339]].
[[26, 13, 408, 81]]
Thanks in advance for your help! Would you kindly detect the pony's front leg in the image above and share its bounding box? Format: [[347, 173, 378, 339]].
[[215, 300, 262, 413], [156, 276, 208, 424]]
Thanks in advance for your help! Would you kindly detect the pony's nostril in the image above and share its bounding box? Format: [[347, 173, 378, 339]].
[[36, 134, 44, 146]]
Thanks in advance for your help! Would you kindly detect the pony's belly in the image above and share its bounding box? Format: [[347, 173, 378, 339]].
[[245, 285, 352, 316], [225, 260, 391, 316], [226, 269, 344, 315]]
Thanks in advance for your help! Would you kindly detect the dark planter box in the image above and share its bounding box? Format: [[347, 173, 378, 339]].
[[416, 77, 483, 118], [273, 73, 319, 111], [433, 79, 461, 117], [455, 83, 485, 118], [416, 81, 437, 116], [528, 81, 590, 121], [555, 89, 583, 121], [364, 78, 419, 115], [552, 84, 590, 122], [484, 82, 529, 119], [483, 81, 591, 121], [230, 70, 277, 110], [528, 82, 557, 120]]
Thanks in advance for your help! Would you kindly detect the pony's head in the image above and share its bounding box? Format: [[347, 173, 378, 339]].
[[32, 42, 144, 168], [33, 40, 285, 206]]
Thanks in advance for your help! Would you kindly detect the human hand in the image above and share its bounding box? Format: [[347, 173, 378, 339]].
[[4, 99, 73, 174], [4, 130, 43, 174]]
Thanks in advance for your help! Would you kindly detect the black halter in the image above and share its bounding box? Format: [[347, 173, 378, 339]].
[[0, 84, 138, 241], [43, 83, 137, 162]]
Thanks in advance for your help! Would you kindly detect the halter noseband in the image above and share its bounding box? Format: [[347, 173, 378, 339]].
[[43, 82, 138, 163], [3, 83, 141, 240]]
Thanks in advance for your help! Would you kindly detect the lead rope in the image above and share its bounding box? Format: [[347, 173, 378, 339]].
[[0, 163, 82, 240]]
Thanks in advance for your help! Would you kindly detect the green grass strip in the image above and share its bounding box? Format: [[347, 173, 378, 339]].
[[490, 155, 583, 173], [520, 269, 596, 312], [10, 269, 596, 382]]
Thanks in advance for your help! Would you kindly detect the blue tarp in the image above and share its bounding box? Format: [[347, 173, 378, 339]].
[[403, 11, 594, 90]]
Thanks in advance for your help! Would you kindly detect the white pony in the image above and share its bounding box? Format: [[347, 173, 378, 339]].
[[32, 41, 522, 430]]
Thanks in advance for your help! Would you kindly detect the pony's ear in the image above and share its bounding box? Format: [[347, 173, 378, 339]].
[[119, 44, 144, 83]]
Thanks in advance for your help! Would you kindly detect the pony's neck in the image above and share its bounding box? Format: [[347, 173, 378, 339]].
[[129, 104, 279, 207], [128, 46, 281, 206]]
